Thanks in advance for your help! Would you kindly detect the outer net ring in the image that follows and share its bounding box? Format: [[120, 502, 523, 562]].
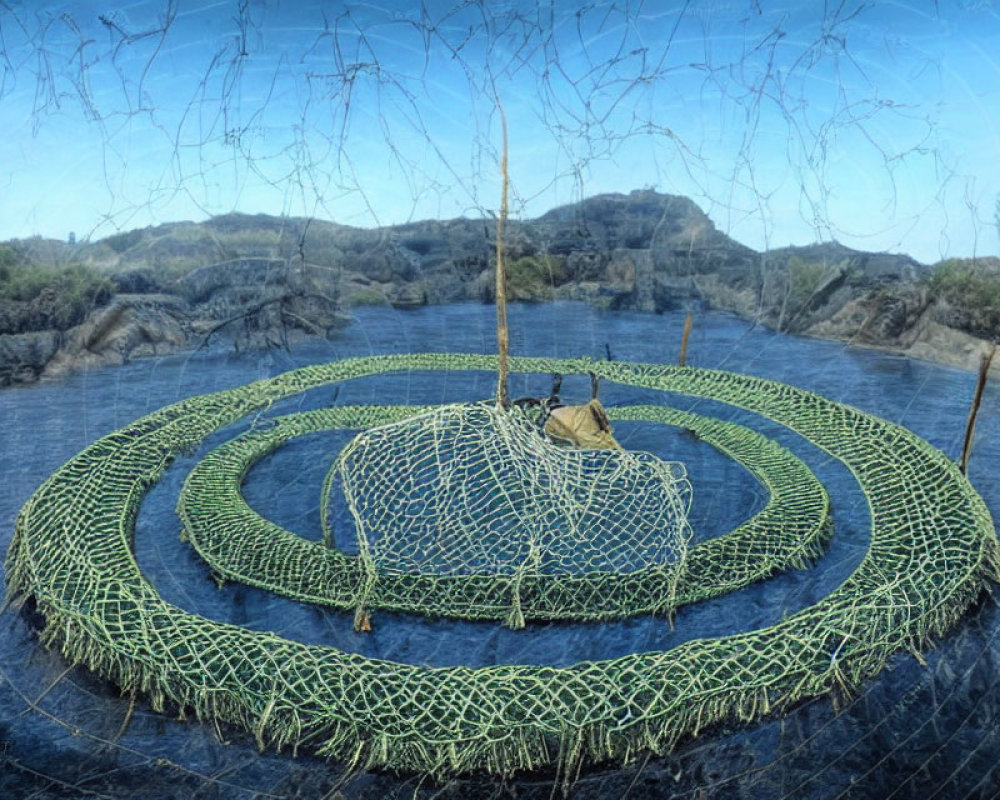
[[5, 353, 997, 778]]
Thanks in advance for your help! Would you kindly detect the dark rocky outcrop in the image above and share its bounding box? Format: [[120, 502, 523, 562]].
[[0, 330, 60, 384], [746, 243, 928, 335], [2, 190, 997, 385], [177, 259, 347, 341], [0, 285, 111, 335], [43, 294, 191, 378]]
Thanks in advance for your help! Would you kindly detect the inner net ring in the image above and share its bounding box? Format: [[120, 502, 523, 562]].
[[178, 402, 830, 624]]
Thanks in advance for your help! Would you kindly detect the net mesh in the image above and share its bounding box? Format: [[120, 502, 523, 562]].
[[324, 402, 691, 600]]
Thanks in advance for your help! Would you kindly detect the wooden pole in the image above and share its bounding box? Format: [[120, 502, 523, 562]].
[[960, 343, 995, 475], [679, 312, 693, 366], [495, 99, 510, 409]]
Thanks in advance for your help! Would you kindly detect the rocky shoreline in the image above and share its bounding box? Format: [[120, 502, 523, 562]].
[[1, 190, 997, 386]]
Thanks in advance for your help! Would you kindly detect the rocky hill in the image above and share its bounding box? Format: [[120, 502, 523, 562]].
[[1, 190, 996, 386]]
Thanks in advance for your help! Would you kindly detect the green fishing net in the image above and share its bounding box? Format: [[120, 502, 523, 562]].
[[4, 354, 998, 782]]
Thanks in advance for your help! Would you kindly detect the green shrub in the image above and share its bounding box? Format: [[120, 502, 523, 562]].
[[786, 256, 825, 311], [344, 288, 388, 307], [0, 244, 17, 274], [506, 254, 568, 300], [928, 258, 1000, 305], [0, 263, 115, 329], [104, 228, 146, 254], [0, 243, 22, 283], [927, 258, 1000, 335]]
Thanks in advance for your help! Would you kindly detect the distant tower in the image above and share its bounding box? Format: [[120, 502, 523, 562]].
[[68, 231, 76, 244]]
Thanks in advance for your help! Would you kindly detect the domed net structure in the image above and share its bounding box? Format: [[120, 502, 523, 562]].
[[321, 402, 692, 627]]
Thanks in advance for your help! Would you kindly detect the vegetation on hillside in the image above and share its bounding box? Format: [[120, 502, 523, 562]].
[[0, 244, 16, 274], [773, 255, 830, 331], [505, 254, 569, 300], [786, 256, 826, 310], [0, 247, 115, 331], [343, 287, 389, 307], [926, 258, 1000, 338]]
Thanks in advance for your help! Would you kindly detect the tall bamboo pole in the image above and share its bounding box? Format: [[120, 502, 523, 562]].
[[960, 343, 995, 475], [495, 100, 510, 409], [679, 312, 693, 366]]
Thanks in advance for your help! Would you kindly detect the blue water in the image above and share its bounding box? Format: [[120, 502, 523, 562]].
[[1, 302, 998, 799]]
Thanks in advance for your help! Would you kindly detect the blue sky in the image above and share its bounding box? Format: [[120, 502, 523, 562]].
[[1, 0, 998, 264]]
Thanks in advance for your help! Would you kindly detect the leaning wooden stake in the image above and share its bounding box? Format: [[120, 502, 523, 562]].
[[495, 100, 510, 409], [679, 312, 693, 366], [960, 343, 995, 475]]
